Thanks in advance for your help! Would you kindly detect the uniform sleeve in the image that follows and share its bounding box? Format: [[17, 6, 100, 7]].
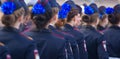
[[25, 41, 39, 59], [57, 41, 67, 59], [77, 35, 88, 59], [65, 39, 74, 59], [0, 46, 7, 59], [97, 35, 109, 59], [70, 38, 80, 59]]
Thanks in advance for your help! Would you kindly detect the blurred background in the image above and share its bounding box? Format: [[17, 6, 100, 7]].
[[25, 0, 120, 7]]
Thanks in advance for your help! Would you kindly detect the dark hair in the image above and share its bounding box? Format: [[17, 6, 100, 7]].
[[31, 10, 53, 29], [2, 15, 16, 26], [82, 13, 99, 24], [108, 14, 120, 25], [82, 15, 90, 23], [90, 13, 99, 23], [55, 19, 66, 28], [67, 9, 79, 22]]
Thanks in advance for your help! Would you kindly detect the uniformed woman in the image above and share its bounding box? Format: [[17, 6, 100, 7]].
[[61, 0, 88, 59], [80, 5, 108, 59], [0, 0, 36, 59], [24, 0, 66, 59], [97, 6, 108, 32], [103, 4, 120, 59], [48, 0, 76, 59]]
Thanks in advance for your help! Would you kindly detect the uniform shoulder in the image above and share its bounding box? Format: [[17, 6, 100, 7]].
[[20, 33, 34, 41], [51, 36, 66, 49], [50, 34, 66, 45]]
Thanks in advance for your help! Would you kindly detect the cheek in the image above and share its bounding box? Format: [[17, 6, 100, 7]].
[[56, 15, 58, 21], [97, 19, 100, 25], [105, 19, 108, 24]]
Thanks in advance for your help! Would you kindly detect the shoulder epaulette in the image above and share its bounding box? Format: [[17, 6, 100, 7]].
[[20, 33, 33, 40]]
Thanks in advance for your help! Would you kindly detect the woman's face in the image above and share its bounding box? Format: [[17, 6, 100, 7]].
[[54, 14, 58, 23], [0, 12, 4, 27], [96, 18, 100, 26], [74, 14, 81, 26], [103, 17, 108, 26]]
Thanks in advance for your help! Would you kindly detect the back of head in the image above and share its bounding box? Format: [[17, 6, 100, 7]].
[[84, 5, 99, 24], [82, 15, 90, 23], [31, 0, 52, 29], [82, 13, 99, 24], [1, 0, 24, 27], [108, 14, 120, 25], [2, 15, 15, 26]]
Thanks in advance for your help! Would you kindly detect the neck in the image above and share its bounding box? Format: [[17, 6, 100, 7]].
[[88, 23, 97, 29], [13, 22, 20, 29], [110, 23, 120, 27], [67, 22, 74, 27]]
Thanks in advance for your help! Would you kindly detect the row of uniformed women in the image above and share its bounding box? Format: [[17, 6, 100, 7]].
[[0, 0, 120, 59]]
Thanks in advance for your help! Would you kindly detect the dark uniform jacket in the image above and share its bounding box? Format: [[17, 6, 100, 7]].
[[0, 26, 35, 59], [80, 25, 108, 59], [24, 28, 66, 59], [64, 24, 88, 59], [0, 43, 8, 59], [48, 25, 80, 59], [103, 25, 120, 58]]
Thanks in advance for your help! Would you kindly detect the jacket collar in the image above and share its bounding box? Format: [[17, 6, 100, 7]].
[[85, 25, 97, 31], [64, 24, 74, 30], [48, 25, 56, 30], [109, 25, 120, 30], [2, 26, 20, 33]]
